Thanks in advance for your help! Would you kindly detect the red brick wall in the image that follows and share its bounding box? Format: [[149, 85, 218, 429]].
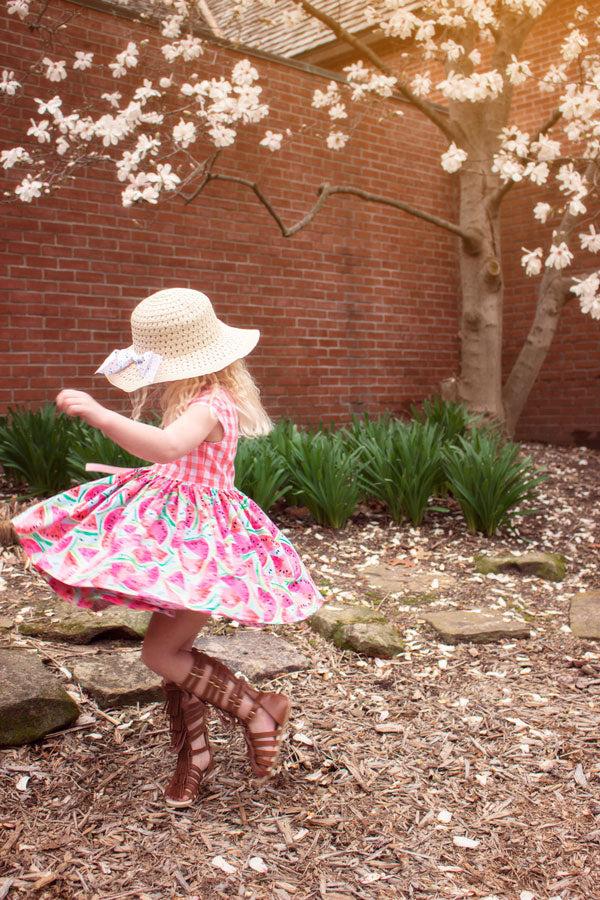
[[2, 0, 598, 444], [0, 0, 458, 426]]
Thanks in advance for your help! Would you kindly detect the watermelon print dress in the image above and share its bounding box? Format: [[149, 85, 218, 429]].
[[12, 389, 323, 625]]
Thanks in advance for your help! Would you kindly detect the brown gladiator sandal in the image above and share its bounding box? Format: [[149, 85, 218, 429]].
[[180, 649, 291, 782], [163, 682, 214, 807]]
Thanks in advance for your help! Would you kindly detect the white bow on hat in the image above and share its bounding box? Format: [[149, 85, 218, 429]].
[[96, 347, 163, 385]]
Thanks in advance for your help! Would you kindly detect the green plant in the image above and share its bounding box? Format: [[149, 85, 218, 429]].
[[68, 420, 148, 483], [0, 404, 73, 495], [358, 420, 445, 524], [234, 435, 288, 512], [442, 431, 548, 536], [412, 393, 485, 444], [282, 429, 363, 528]]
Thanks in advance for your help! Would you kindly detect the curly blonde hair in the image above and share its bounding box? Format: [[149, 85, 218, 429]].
[[131, 359, 271, 437]]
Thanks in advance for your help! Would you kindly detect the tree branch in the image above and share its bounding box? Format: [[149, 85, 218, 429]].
[[185, 171, 480, 250], [293, 0, 458, 144]]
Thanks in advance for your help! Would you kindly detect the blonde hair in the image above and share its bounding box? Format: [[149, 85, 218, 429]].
[[131, 359, 271, 437]]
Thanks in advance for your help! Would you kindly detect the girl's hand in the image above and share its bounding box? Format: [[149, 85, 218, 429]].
[[56, 389, 106, 428]]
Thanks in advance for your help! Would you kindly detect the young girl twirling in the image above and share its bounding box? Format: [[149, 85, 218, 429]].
[[13, 287, 323, 807]]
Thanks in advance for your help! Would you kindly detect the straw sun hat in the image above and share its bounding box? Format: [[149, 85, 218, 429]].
[[96, 288, 260, 393]]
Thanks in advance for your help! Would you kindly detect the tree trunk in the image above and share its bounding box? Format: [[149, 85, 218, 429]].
[[502, 275, 571, 436]]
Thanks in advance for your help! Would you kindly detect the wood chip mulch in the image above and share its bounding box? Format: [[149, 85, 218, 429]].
[[0, 442, 599, 900]]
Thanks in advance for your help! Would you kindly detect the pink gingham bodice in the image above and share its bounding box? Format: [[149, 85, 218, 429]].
[[150, 387, 238, 489]]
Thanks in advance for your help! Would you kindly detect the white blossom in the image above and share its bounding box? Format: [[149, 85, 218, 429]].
[[162, 15, 184, 38], [7, 0, 30, 20], [533, 202, 552, 223], [56, 136, 69, 155], [571, 273, 600, 318], [73, 51, 94, 71], [411, 73, 431, 97], [326, 131, 349, 150], [441, 143, 468, 173], [102, 92, 122, 109], [15, 174, 44, 202], [133, 79, 161, 104], [521, 247, 543, 276], [312, 82, 340, 110], [561, 29, 588, 63], [579, 225, 600, 253], [260, 130, 283, 151], [1, 146, 32, 169], [42, 57, 67, 82], [328, 102, 347, 120], [532, 134, 561, 162], [492, 152, 524, 182], [34, 95, 62, 119], [152, 163, 180, 191], [27, 118, 51, 143], [1, 70, 21, 96], [506, 56, 533, 86], [545, 242, 574, 269], [208, 122, 236, 147], [172, 119, 196, 148], [524, 160, 549, 185], [568, 196, 587, 216], [109, 42, 138, 78], [441, 40, 464, 62], [232, 59, 259, 87]]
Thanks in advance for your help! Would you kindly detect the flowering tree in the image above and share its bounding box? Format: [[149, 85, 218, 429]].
[[2, 0, 599, 433]]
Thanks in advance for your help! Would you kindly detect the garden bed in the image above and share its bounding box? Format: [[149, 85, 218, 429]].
[[1, 441, 599, 900]]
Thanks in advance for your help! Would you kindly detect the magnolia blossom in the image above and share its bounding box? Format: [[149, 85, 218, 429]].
[[133, 80, 161, 104], [1, 70, 21, 96], [492, 153, 524, 182], [326, 131, 349, 150], [15, 174, 44, 202], [441, 143, 468, 173], [580, 225, 600, 253], [56, 136, 69, 155], [524, 161, 549, 185], [73, 51, 94, 71], [27, 118, 51, 143], [441, 39, 463, 62], [545, 242, 574, 269], [260, 130, 283, 151], [328, 103, 347, 120], [1, 146, 32, 169], [42, 57, 67, 82], [521, 247, 543, 276], [162, 15, 184, 38], [571, 273, 600, 318], [439, 70, 504, 103], [312, 82, 340, 110], [7, 0, 30, 20], [533, 202, 552, 223], [102, 92, 122, 109], [561, 28, 588, 63], [506, 56, 533, 86], [109, 42, 138, 78], [411, 73, 432, 97], [532, 134, 561, 162], [173, 119, 196, 147], [162, 36, 203, 63]]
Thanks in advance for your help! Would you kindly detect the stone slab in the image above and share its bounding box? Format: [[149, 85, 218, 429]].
[[0, 649, 79, 747], [194, 631, 310, 681], [333, 622, 405, 658], [18, 599, 151, 643], [363, 563, 456, 596], [70, 652, 164, 708], [474, 551, 565, 582], [423, 609, 531, 644], [570, 591, 600, 641], [309, 604, 386, 641]]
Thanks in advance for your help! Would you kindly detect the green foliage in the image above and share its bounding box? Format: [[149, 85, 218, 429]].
[[0, 405, 73, 495], [281, 428, 363, 528], [442, 431, 548, 536], [412, 393, 484, 444], [234, 435, 288, 512], [68, 420, 148, 483], [356, 419, 445, 525]]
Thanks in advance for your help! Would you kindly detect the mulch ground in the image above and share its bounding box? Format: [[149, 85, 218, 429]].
[[1, 442, 599, 900]]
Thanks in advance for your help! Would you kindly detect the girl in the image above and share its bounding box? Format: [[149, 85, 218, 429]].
[[12, 287, 323, 807]]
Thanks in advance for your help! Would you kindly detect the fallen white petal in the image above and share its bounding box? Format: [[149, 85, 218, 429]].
[[437, 809, 452, 823], [211, 856, 236, 874], [453, 836, 480, 848], [249, 856, 268, 874], [16, 775, 30, 791]]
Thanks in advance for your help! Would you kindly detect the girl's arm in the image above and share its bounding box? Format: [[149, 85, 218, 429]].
[[56, 389, 220, 464]]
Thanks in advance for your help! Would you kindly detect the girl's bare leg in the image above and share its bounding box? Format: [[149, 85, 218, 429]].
[[141, 609, 211, 682]]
